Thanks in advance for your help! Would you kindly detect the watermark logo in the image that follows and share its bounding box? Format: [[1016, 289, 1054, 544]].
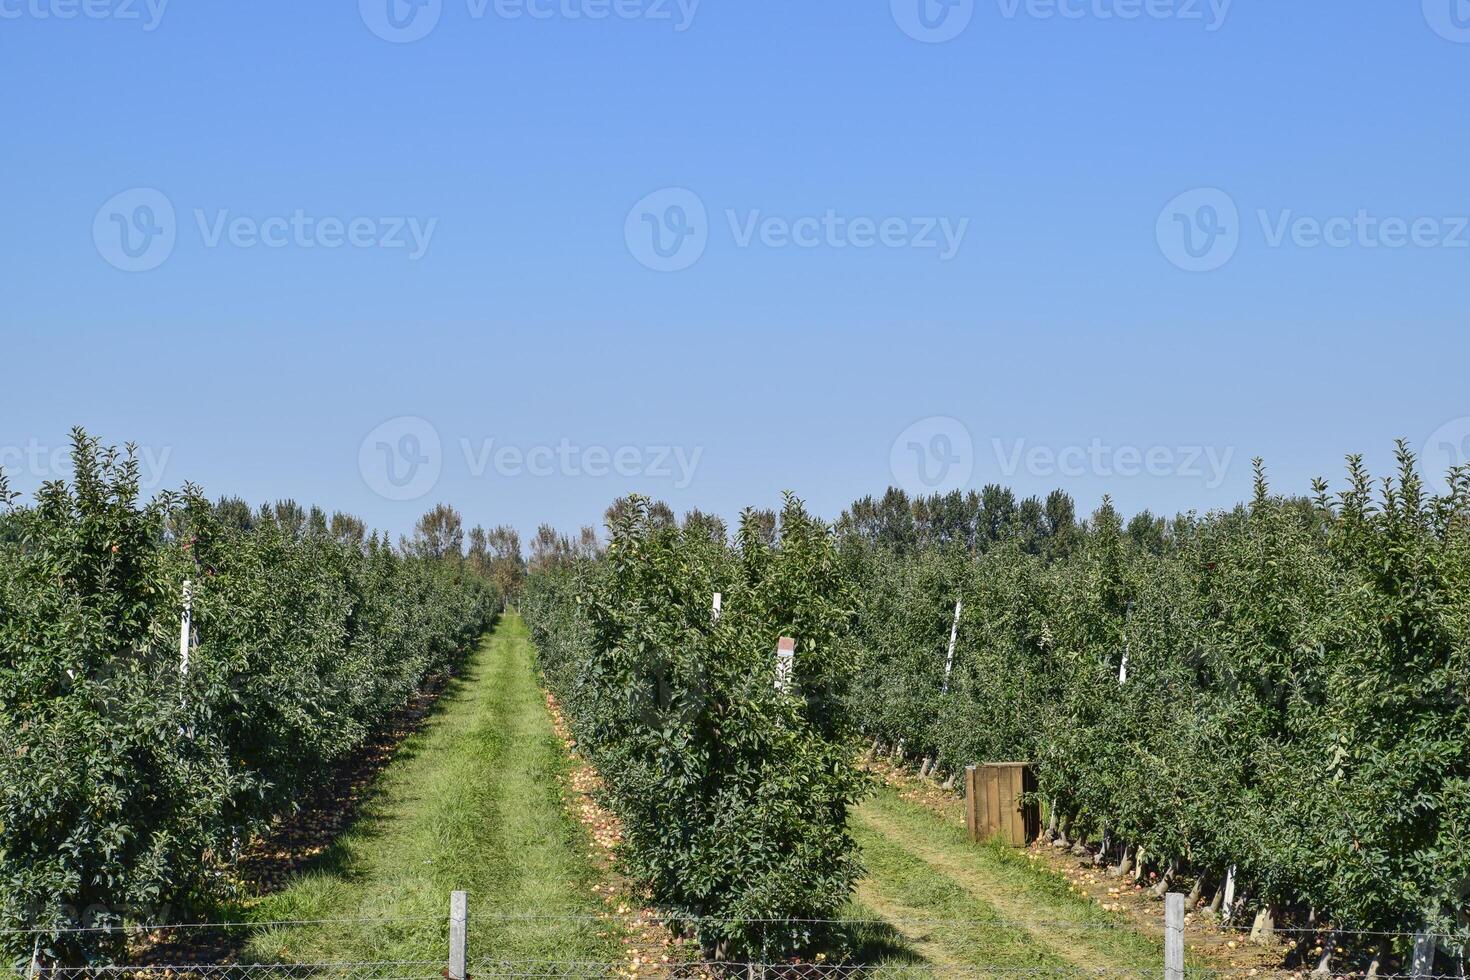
[[359, 417, 443, 501], [890, 417, 975, 494], [93, 188, 177, 273], [625, 187, 709, 272], [0, 0, 168, 30], [0, 438, 173, 489], [992, 438, 1234, 488], [193, 210, 437, 259], [1157, 187, 1239, 273], [92, 190, 438, 271], [360, 0, 442, 42], [459, 438, 703, 488], [361, 0, 698, 42], [1159, 187, 1470, 272], [892, 0, 975, 42], [1423, 0, 1470, 43], [1422, 417, 1470, 496], [995, 0, 1230, 30], [626, 187, 970, 271]]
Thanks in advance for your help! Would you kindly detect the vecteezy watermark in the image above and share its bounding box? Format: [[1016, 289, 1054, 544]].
[[359, 0, 698, 43], [890, 417, 976, 495], [625, 187, 970, 272], [891, 0, 975, 43], [93, 188, 177, 273], [357, 417, 705, 500], [1158, 188, 1470, 272], [0, 438, 173, 489], [1423, 0, 1470, 43], [359, 417, 444, 501], [891, 0, 1229, 42], [1156, 187, 1240, 273], [1421, 417, 1470, 496], [460, 438, 703, 488], [992, 438, 1235, 488], [0, 0, 168, 30], [93, 188, 438, 272], [995, 0, 1231, 30], [624, 188, 709, 272]]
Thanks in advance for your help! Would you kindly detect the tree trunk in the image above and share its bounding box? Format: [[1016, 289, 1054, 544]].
[[1185, 874, 1206, 908], [864, 738, 880, 761], [1311, 930, 1339, 976], [1133, 845, 1147, 881], [1249, 905, 1276, 943], [1045, 807, 1060, 842], [1112, 845, 1134, 877], [1053, 815, 1072, 848], [1151, 862, 1177, 898], [891, 739, 905, 761], [1366, 939, 1391, 980], [942, 771, 957, 791], [918, 757, 932, 778]]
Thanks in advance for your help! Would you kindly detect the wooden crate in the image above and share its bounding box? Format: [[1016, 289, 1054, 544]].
[[964, 762, 1039, 847]]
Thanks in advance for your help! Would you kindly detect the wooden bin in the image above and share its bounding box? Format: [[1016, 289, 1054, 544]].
[[964, 762, 1040, 847]]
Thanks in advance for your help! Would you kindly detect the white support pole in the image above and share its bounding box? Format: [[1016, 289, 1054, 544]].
[[448, 890, 468, 980], [178, 579, 193, 677], [775, 637, 795, 692], [1165, 892, 1185, 980], [1118, 600, 1132, 685], [1221, 865, 1237, 924], [712, 592, 722, 623], [942, 599, 962, 693]]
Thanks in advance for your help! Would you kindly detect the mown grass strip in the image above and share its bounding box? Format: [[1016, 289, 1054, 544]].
[[242, 615, 614, 965], [851, 787, 1161, 973]]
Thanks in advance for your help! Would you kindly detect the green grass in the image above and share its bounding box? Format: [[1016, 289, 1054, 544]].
[[241, 614, 613, 965], [844, 787, 1162, 974]]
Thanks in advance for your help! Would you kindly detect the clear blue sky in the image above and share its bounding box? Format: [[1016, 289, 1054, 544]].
[[3, 1, 1468, 542]]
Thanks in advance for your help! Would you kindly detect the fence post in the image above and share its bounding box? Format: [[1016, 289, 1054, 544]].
[[1413, 929, 1436, 980], [1165, 892, 1185, 980], [449, 890, 468, 980]]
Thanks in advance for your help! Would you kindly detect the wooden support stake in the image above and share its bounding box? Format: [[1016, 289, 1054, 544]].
[[942, 598, 962, 692], [1165, 892, 1185, 980], [449, 890, 468, 980]]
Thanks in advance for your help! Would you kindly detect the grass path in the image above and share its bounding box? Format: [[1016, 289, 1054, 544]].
[[243, 614, 613, 965], [847, 786, 1162, 974]]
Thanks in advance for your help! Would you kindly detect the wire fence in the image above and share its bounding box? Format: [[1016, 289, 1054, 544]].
[[7, 905, 1469, 980]]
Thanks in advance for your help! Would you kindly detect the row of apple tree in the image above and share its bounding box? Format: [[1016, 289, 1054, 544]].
[[520, 495, 865, 961], [841, 446, 1470, 957], [0, 432, 500, 964]]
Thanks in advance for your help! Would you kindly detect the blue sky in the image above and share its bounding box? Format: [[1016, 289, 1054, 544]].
[[3, 1, 1469, 541]]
